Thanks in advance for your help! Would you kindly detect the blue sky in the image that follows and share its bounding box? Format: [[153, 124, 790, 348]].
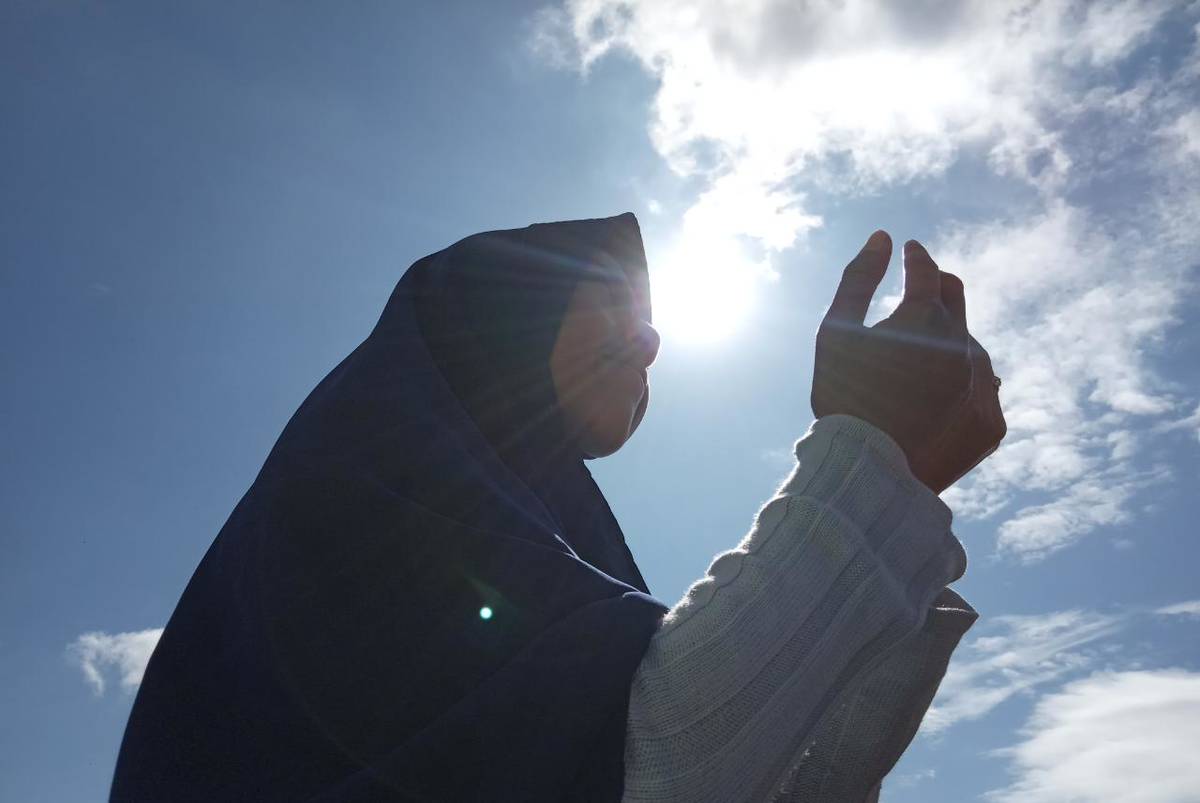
[[3, 2, 1199, 801]]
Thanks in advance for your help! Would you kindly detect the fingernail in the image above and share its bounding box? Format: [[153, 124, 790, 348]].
[[863, 230, 889, 253], [904, 239, 923, 253]]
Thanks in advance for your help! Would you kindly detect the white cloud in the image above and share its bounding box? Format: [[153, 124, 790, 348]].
[[924, 597, 1200, 735], [986, 669, 1200, 803], [1155, 599, 1200, 618], [993, 466, 1173, 561], [934, 196, 1189, 558], [890, 768, 937, 789], [537, 0, 1176, 246], [1154, 402, 1200, 444], [1163, 108, 1200, 161], [536, 0, 1200, 559], [923, 608, 1122, 734], [67, 628, 163, 696], [759, 442, 796, 463]]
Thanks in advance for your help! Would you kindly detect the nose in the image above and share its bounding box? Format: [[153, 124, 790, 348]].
[[632, 319, 661, 369]]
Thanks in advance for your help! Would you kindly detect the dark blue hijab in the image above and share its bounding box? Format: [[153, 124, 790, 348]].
[[111, 213, 668, 802]]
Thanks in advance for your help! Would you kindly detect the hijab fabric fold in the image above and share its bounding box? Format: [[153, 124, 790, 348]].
[[111, 213, 667, 802]]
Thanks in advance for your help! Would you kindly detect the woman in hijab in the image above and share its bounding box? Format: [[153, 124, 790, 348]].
[[111, 214, 1005, 802]]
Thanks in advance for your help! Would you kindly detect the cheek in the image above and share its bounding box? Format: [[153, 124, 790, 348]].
[[628, 384, 649, 434], [597, 379, 644, 432], [568, 381, 640, 456], [576, 378, 631, 424], [554, 336, 624, 409], [550, 313, 643, 452]]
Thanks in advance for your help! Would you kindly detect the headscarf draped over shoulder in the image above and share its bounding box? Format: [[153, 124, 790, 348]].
[[111, 213, 668, 802]]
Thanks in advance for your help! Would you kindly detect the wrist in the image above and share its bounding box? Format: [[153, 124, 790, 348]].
[[797, 415, 952, 529]]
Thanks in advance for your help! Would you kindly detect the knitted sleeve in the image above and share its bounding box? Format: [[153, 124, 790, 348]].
[[622, 414, 978, 802]]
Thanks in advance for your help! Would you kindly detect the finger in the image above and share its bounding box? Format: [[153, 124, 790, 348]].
[[970, 335, 1008, 445], [825, 230, 891, 326], [902, 240, 941, 304], [969, 335, 993, 378], [940, 271, 967, 336]]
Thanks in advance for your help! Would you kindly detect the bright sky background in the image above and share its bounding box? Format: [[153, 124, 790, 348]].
[[3, 2, 1200, 801]]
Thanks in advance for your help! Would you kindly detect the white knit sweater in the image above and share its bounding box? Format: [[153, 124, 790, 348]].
[[622, 414, 977, 802]]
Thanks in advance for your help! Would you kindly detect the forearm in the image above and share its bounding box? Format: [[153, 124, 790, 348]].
[[622, 415, 973, 803]]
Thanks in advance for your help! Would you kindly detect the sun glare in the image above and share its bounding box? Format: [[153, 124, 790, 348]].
[[649, 236, 766, 344]]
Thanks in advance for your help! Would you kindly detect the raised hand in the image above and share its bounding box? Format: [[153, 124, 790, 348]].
[[811, 230, 1007, 493]]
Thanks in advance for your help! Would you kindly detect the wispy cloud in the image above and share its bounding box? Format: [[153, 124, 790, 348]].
[[935, 95, 1199, 559], [67, 629, 163, 696], [889, 768, 937, 789], [923, 598, 1200, 734], [1155, 599, 1200, 618], [986, 669, 1200, 802], [1154, 402, 1200, 445], [534, 0, 1200, 561], [758, 445, 796, 473], [923, 607, 1123, 734]]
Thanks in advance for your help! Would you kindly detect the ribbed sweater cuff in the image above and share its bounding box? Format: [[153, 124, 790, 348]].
[[781, 414, 953, 536]]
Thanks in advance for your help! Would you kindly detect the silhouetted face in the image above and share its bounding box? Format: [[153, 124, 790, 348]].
[[550, 278, 660, 458]]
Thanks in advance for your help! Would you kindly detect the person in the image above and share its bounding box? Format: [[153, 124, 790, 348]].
[[110, 213, 1005, 802]]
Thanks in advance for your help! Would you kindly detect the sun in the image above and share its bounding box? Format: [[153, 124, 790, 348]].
[[648, 235, 766, 344]]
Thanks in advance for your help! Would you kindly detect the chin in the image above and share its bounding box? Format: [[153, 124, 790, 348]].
[[579, 433, 628, 459], [578, 417, 635, 459], [574, 389, 649, 459]]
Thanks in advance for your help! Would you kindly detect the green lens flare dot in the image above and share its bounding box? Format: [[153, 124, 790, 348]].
[[479, 606, 493, 620]]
